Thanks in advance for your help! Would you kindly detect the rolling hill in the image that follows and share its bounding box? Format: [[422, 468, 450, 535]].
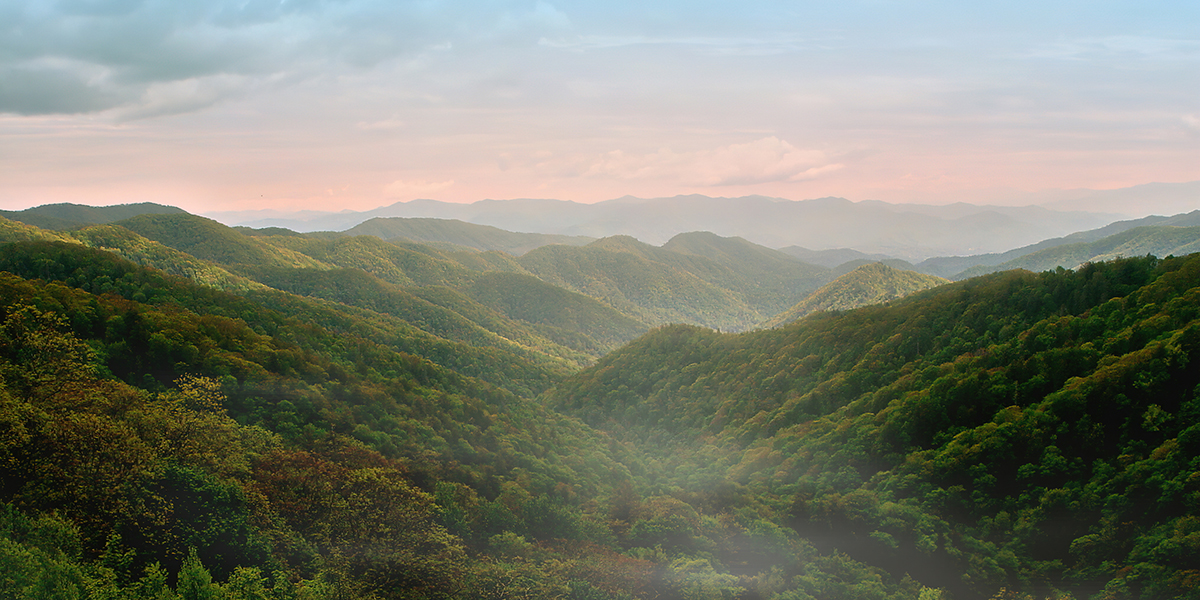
[[518, 236, 759, 329], [0, 202, 186, 230], [0, 214, 618, 389], [107, 214, 651, 363], [517, 234, 830, 331], [0, 238, 648, 598], [762, 262, 948, 327], [115, 213, 330, 270], [955, 224, 1200, 279], [661, 231, 831, 313], [916, 210, 1200, 279]]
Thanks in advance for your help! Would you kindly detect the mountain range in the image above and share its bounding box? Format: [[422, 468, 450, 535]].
[[210, 194, 1120, 261], [915, 210, 1200, 278]]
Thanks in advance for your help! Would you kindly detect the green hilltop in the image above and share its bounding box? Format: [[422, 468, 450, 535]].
[[763, 262, 948, 328], [0, 202, 186, 230], [0, 213, 638, 386], [116, 213, 331, 270]]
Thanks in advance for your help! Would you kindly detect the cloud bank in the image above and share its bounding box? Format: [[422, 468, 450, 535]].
[[384, 178, 456, 199], [578, 137, 843, 186], [0, 0, 571, 118]]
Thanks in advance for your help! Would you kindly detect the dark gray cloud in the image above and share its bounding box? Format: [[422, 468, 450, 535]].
[[0, 60, 127, 114], [0, 0, 569, 117]]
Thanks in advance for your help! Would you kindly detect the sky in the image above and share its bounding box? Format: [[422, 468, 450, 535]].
[[1, 0, 1198, 215]]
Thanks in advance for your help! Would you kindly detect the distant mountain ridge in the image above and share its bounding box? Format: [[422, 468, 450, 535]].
[[1039, 180, 1200, 215], [777, 246, 900, 268], [915, 210, 1200, 278], [954, 224, 1200, 279], [214, 194, 1117, 261], [339, 217, 595, 255]]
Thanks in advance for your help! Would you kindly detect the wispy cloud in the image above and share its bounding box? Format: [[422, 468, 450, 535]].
[[115, 74, 251, 121], [538, 34, 820, 56], [541, 137, 843, 187], [1016, 36, 1200, 62], [356, 117, 407, 131], [383, 178, 455, 199], [1184, 115, 1200, 134]]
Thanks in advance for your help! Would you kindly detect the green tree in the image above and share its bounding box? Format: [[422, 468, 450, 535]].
[[134, 563, 177, 600], [176, 548, 222, 600]]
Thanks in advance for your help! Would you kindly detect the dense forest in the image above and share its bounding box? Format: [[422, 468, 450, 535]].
[[762, 263, 946, 328], [1, 209, 1198, 599]]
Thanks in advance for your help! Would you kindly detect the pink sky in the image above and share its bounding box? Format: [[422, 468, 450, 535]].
[[2, 1, 1197, 214]]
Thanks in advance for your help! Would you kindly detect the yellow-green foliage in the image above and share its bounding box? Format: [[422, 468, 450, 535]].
[[260, 235, 474, 287], [519, 237, 771, 331], [765, 263, 947, 327], [70, 225, 267, 293], [114, 213, 330, 269], [0, 215, 77, 244], [252, 235, 648, 359], [441, 248, 532, 273]]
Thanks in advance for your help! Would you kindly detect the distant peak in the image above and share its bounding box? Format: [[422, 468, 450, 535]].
[[667, 230, 722, 241], [589, 234, 649, 250], [802, 196, 853, 206], [848, 262, 895, 273]]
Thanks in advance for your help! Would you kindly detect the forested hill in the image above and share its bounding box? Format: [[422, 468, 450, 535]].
[[0, 238, 648, 599], [916, 211, 1200, 280], [548, 255, 1200, 599], [0, 219, 599, 397], [0, 202, 185, 231], [517, 233, 830, 331], [763, 262, 947, 327], [954, 225, 1200, 280], [82, 213, 651, 365]]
